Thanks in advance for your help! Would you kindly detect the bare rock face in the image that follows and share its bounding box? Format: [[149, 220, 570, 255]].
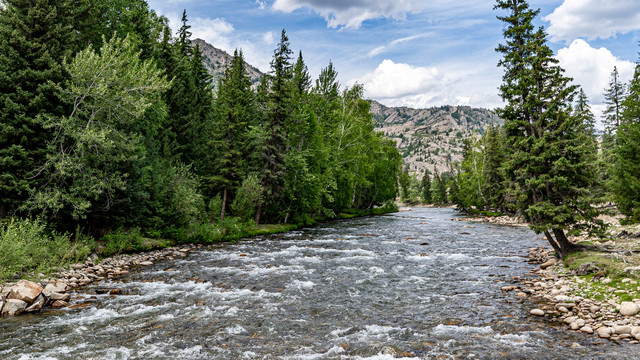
[[8, 280, 43, 305], [1, 299, 28, 316], [619, 302, 640, 316]]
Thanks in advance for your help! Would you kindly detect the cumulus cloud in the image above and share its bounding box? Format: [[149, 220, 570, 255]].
[[556, 39, 635, 104], [189, 17, 235, 51], [272, 0, 424, 29], [544, 0, 640, 42]]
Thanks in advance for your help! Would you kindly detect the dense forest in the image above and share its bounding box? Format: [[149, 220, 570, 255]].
[[0, 0, 401, 277], [400, 0, 640, 258]]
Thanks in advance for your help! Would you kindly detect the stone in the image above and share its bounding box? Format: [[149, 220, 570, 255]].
[[619, 302, 640, 316], [564, 316, 578, 324], [501, 285, 516, 292], [580, 325, 594, 334], [540, 258, 557, 269], [1, 299, 28, 316], [614, 326, 632, 335], [558, 306, 569, 313], [530, 309, 545, 316], [597, 327, 612, 338], [602, 278, 612, 285], [7, 280, 43, 305], [140, 261, 153, 266], [589, 305, 601, 313], [42, 280, 67, 298], [575, 262, 600, 276], [109, 288, 122, 295], [570, 322, 581, 330], [50, 292, 71, 302], [50, 300, 70, 309], [25, 294, 46, 313], [0, 300, 4, 313]]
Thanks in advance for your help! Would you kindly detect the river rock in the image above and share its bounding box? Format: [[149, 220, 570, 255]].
[[614, 325, 632, 335], [50, 300, 70, 309], [1, 299, 27, 316], [0, 300, 4, 313], [597, 327, 612, 338], [619, 302, 640, 316], [8, 280, 43, 305], [580, 325, 594, 334], [25, 294, 46, 313], [540, 258, 557, 269], [140, 261, 153, 266], [42, 280, 67, 297], [530, 309, 545, 316], [50, 292, 71, 302]]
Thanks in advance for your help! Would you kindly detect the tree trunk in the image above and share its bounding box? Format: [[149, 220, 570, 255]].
[[255, 204, 262, 225], [220, 187, 227, 221], [544, 228, 578, 259]]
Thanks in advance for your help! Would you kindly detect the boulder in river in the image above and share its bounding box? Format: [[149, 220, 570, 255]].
[[1, 299, 27, 316], [25, 294, 46, 313], [42, 280, 67, 297], [8, 280, 42, 305], [597, 327, 612, 338]]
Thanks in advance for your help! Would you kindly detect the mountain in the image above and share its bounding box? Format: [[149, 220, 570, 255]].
[[192, 38, 263, 90], [370, 101, 502, 175]]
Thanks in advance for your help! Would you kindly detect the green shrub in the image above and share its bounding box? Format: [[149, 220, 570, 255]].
[[102, 227, 144, 256], [0, 218, 94, 281]]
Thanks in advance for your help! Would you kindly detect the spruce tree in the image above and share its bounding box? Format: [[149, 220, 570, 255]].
[[482, 125, 507, 212], [420, 172, 432, 204], [0, 0, 74, 217], [495, 0, 602, 257], [612, 64, 640, 221]]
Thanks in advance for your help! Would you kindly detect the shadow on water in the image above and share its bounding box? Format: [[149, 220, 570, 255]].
[[0, 208, 636, 359]]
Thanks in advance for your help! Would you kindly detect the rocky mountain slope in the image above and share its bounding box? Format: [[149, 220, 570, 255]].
[[192, 38, 263, 90], [371, 101, 502, 175]]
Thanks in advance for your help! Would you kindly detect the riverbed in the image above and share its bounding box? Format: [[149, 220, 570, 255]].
[[1, 208, 636, 359]]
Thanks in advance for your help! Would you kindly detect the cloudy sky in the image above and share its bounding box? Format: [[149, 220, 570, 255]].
[[147, 0, 640, 123]]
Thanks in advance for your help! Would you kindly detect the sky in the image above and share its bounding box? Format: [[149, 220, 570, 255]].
[[146, 0, 640, 123]]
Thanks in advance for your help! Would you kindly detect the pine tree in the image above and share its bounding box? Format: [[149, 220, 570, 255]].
[[602, 66, 626, 139], [482, 125, 507, 211], [0, 0, 74, 217], [495, 0, 602, 257]]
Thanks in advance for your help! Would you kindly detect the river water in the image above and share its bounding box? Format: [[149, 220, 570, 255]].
[[1, 208, 637, 359]]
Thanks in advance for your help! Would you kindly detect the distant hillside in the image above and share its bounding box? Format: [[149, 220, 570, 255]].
[[370, 101, 502, 175], [192, 38, 263, 91]]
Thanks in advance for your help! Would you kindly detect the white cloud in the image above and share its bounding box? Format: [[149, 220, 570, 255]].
[[190, 17, 235, 51], [556, 39, 635, 104], [544, 0, 640, 42], [262, 31, 275, 45], [357, 60, 443, 98], [255, 1, 267, 10], [272, 0, 424, 29], [367, 33, 431, 57]]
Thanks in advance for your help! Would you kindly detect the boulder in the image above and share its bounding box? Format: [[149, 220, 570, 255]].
[[614, 325, 632, 335], [42, 280, 67, 297], [50, 292, 71, 302], [25, 294, 46, 313], [1, 299, 28, 316], [580, 325, 593, 334], [8, 280, 43, 305], [619, 302, 640, 316]]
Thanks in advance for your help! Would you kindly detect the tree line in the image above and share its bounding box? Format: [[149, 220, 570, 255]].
[[0, 0, 402, 240], [400, 0, 640, 258]]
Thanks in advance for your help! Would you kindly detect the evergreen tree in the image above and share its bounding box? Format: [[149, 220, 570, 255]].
[[210, 49, 255, 220], [602, 67, 626, 139], [495, 0, 602, 257], [420, 172, 432, 204], [430, 169, 447, 205], [256, 29, 292, 222], [612, 64, 640, 221], [482, 125, 507, 211], [0, 0, 74, 217], [399, 165, 411, 202]]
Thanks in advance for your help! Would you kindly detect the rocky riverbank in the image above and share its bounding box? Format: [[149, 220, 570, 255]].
[[507, 246, 640, 343], [0, 244, 200, 317]]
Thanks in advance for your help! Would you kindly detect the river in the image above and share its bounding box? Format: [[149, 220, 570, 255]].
[[0, 208, 636, 359]]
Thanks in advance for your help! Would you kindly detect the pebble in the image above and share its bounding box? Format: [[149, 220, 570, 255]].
[[530, 309, 545, 316]]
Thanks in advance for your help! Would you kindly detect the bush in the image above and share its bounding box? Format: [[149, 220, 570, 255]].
[[231, 175, 263, 222], [0, 218, 94, 281], [102, 227, 144, 256]]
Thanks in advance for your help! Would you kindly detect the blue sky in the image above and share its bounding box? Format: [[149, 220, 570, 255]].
[[147, 0, 640, 122]]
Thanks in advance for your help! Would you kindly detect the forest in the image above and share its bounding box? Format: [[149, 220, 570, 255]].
[[0, 0, 402, 279], [400, 0, 640, 259]]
